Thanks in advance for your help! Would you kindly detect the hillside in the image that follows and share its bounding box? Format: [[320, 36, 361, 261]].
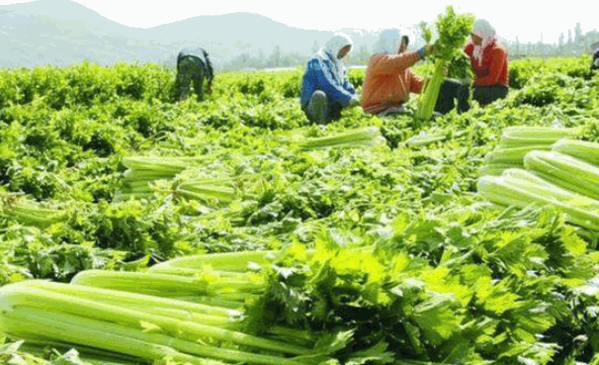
[[0, 0, 412, 69], [0, 0, 594, 70]]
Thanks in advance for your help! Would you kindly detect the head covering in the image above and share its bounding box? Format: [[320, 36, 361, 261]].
[[472, 19, 497, 66], [318, 32, 353, 80]]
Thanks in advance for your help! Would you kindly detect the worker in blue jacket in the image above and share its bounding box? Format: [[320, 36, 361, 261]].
[[174, 46, 214, 101], [300, 33, 360, 124]]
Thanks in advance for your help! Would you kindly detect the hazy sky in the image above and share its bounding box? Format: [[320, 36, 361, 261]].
[[2, 0, 597, 44]]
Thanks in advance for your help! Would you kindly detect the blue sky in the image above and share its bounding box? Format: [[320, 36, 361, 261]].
[[2, 0, 596, 44]]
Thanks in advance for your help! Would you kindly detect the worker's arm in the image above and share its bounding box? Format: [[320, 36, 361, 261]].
[[309, 58, 356, 106]]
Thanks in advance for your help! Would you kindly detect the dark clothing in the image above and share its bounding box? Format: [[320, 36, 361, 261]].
[[591, 49, 599, 74], [436, 79, 470, 114], [301, 90, 345, 123], [177, 46, 214, 82], [436, 79, 508, 115], [175, 46, 214, 101], [303, 90, 328, 124], [473, 85, 508, 106]]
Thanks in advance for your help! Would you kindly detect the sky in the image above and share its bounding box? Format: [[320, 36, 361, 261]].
[[1, 0, 597, 44]]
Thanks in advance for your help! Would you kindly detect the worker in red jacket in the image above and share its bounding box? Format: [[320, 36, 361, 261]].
[[436, 19, 509, 114], [465, 19, 509, 106]]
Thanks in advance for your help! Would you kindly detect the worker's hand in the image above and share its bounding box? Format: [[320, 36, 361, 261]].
[[460, 76, 472, 85], [349, 96, 360, 107], [418, 45, 436, 59], [425, 45, 436, 56]]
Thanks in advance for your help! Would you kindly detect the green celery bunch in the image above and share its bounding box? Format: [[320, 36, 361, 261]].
[[298, 127, 382, 150], [415, 6, 475, 120], [481, 126, 581, 176], [524, 150, 599, 201], [552, 138, 599, 166], [0, 280, 310, 365], [0, 195, 68, 228], [117, 156, 203, 201]]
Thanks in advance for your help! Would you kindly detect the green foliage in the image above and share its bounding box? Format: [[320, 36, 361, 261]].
[[0, 56, 597, 364], [430, 6, 475, 63], [416, 6, 475, 120]]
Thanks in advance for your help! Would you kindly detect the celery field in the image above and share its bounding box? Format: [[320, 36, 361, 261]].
[[3, 56, 599, 365]]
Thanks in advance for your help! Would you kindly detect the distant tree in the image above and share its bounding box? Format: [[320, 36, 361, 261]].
[[568, 29, 573, 44], [271, 45, 281, 68], [359, 44, 370, 64], [575, 22, 583, 44], [559, 33, 565, 53]]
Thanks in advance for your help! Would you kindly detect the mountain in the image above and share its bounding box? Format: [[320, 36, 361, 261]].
[[143, 12, 339, 68], [0, 0, 164, 66], [0, 0, 429, 69]]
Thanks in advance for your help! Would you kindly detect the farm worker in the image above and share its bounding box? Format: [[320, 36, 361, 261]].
[[174, 46, 214, 101], [360, 34, 435, 116], [436, 19, 509, 113], [590, 48, 599, 75], [300, 32, 360, 124]]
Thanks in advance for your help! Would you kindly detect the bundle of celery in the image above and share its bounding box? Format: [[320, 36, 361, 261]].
[[117, 156, 203, 200], [523, 150, 599, 201], [480, 126, 580, 176], [415, 6, 475, 120], [0, 195, 68, 228], [0, 280, 310, 365], [149, 250, 277, 274], [499, 126, 580, 148], [403, 131, 447, 148], [402, 129, 467, 148], [174, 177, 237, 204], [69, 251, 277, 309], [298, 127, 382, 150], [552, 138, 599, 166], [416, 62, 447, 121], [477, 169, 599, 231], [70, 270, 264, 301]]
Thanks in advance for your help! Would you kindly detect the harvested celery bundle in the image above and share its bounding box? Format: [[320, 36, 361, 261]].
[[0, 195, 68, 227], [118, 156, 204, 200], [499, 126, 580, 148], [175, 178, 236, 203], [552, 138, 599, 167], [70, 270, 265, 298], [0, 281, 309, 365], [150, 250, 277, 273], [299, 127, 382, 150], [484, 145, 551, 165], [524, 150, 599, 201], [477, 174, 599, 230], [416, 6, 475, 120]]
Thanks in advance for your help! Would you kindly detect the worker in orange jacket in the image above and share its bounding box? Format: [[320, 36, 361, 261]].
[[437, 19, 509, 113], [361, 36, 434, 116]]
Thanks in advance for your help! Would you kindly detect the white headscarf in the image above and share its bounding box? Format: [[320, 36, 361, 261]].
[[318, 32, 353, 80], [472, 19, 497, 66]]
